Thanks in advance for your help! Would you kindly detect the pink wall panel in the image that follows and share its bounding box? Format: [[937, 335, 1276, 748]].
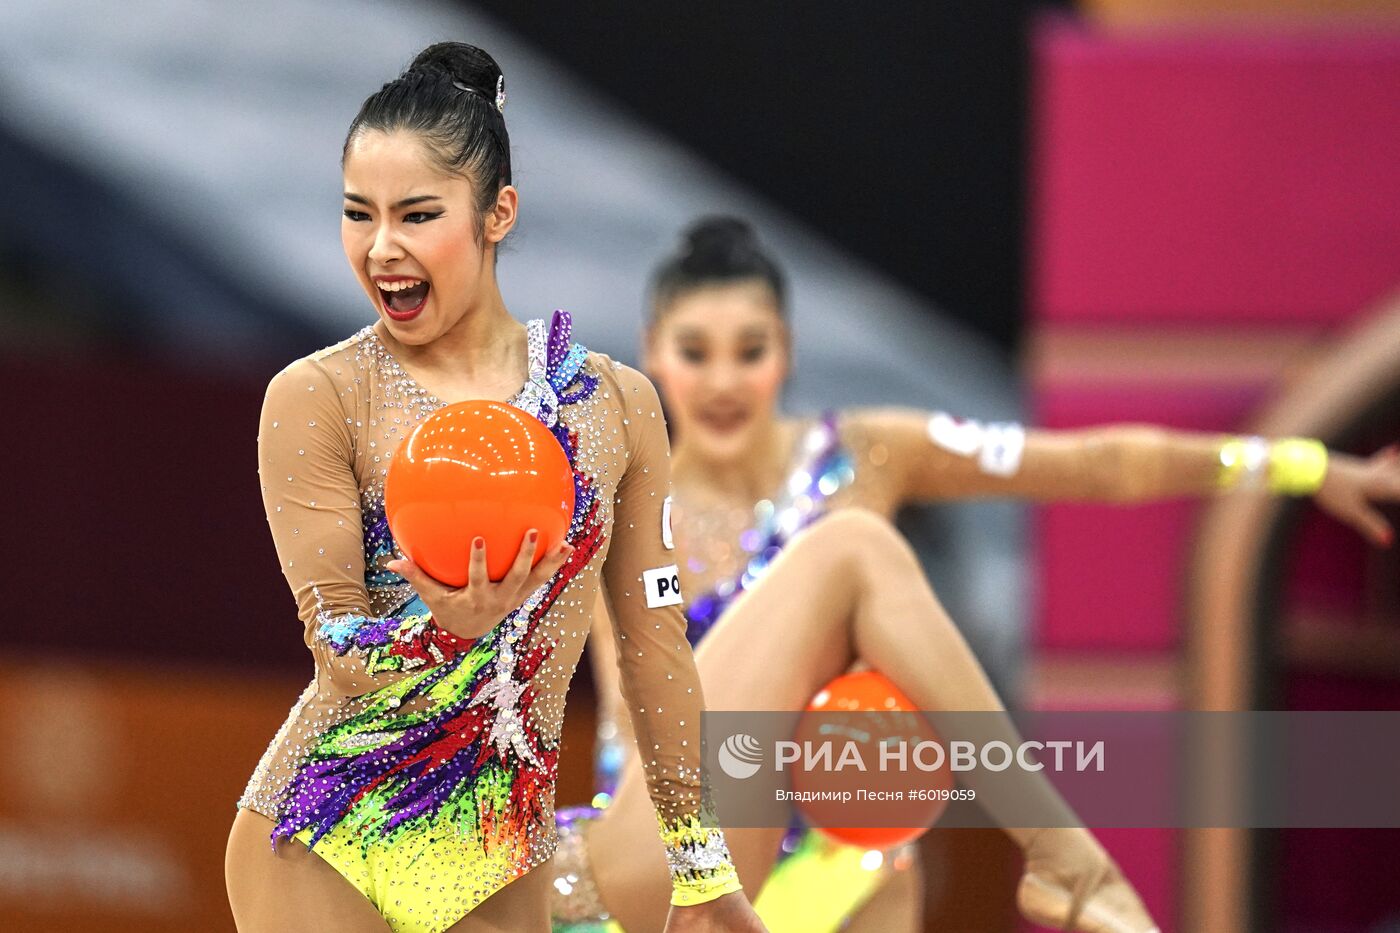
[[1032, 380, 1272, 649], [1034, 502, 1193, 650], [1031, 18, 1400, 324], [1028, 18, 1400, 930]]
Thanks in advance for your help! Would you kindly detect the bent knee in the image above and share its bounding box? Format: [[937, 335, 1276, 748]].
[[800, 506, 887, 543], [820, 508, 918, 562], [789, 504, 918, 577]]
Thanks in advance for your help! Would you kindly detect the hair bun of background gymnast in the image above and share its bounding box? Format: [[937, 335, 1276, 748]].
[[409, 41, 507, 115], [650, 215, 788, 319], [681, 216, 760, 265]]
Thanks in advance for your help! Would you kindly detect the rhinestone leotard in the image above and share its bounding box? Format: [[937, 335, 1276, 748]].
[[236, 310, 739, 933]]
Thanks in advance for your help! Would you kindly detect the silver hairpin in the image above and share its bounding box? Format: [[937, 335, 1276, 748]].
[[450, 76, 507, 116]]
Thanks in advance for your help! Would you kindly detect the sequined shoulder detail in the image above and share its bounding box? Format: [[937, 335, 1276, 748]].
[[306, 325, 377, 364], [354, 324, 459, 416], [683, 412, 855, 642]]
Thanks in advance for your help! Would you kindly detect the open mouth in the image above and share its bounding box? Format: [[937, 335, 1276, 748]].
[[697, 408, 750, 433], [378, 280, 431, 320]]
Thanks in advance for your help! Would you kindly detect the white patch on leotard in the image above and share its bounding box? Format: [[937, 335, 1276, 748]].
[[927, 411, 984, 457], [978, 422, 1026, 476], [643, 564, 683, 608], [661, 495, 674, 550]]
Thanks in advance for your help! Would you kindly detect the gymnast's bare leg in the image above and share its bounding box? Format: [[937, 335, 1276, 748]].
[[584, 509, 1157, 933], [226, 809, 388, 933]]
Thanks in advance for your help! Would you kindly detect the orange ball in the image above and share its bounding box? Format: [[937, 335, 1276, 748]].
[[793, 670, 952, 850], [808, 669, 920, 714], [385, 400, 575, 587]]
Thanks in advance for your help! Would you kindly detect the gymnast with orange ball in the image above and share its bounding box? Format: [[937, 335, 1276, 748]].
[[226, 41, 765, 933], [547, 217, 1400, 933]]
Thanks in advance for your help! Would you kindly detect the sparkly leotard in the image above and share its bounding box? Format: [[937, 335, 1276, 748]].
[[237, 311, 740, 933]]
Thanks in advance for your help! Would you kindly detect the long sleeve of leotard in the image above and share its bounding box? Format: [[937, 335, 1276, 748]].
[[599, 364, 743, 907], [847, 406, 1232, 505], [257, 357, 470, 698]]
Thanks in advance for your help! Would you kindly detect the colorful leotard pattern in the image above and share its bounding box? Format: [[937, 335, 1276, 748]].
[[552, 413, 916, 933], [237, 311, 740, 933], [681, 411, 855, 646]]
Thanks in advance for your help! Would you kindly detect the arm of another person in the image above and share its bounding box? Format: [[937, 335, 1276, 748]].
[[257, 357, 472, 698], [599, 364, 747, 911], [851, 407, 1400, 546]]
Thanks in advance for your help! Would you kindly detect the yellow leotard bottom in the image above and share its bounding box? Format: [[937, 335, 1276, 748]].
[[295, 818, 542, 933]]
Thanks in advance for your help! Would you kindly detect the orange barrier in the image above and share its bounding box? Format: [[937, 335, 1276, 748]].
[[0, 658, 302, 932], [0, 653, 602, 933]]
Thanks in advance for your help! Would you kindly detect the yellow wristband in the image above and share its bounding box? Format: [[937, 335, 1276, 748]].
[[671, 867, 743, 907], [659, 812, 744, 907], [1217, 435, 1270, 491], [1268, 437, 1328, 495]]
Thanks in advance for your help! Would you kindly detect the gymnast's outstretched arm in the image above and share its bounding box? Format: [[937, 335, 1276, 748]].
[[845, 407, 1400, 545]]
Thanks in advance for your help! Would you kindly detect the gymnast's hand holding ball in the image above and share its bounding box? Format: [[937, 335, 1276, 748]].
[[386, 532, 573, 642], [384, 400, 577, 642]]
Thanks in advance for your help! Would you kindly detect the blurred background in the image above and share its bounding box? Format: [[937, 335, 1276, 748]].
[[4, 0, 1400, 930]]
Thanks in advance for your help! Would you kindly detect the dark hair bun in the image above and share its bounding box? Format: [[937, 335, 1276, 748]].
[[409, 41, 503, 106], [682, 216, 759, 262], [345, 40, 512, 209], [650, 215, 787, 319]]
